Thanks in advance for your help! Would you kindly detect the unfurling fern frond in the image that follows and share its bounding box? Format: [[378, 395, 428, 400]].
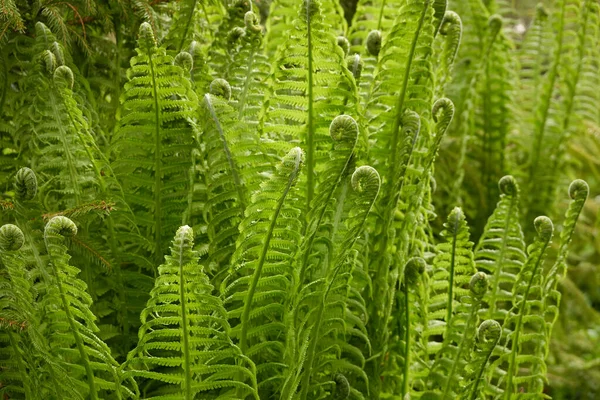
[[42, 216, 136, 399], [0, 224, 34, 398], [429, 207, 477, 332], [423, 272, 488, 399], [14, 167, 37, 201], [126, 226, 258, 399], [261, 0, 358, 211], [222, 147, 304, 391], [489, 216, 554, 399], [433, 11, 462, 98], [290, 166, 380, 400], [460, 319, 502, 400], [543, 180, 588, 346], [475, 175, 526, 325], [227, 12, 271, 128], [113, 22, 197, 266]]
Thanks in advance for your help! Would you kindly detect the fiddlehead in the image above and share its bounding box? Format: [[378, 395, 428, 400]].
[[14, 167, 37, 201], [0, 223, 25, 251]]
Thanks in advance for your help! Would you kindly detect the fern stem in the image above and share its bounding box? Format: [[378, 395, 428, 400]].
[[446, 212, 459, 324], [306, 0, 315, 214], [402, 282, 410, 398], [177, 228, 193, 399], [149, 42, 163, 268]]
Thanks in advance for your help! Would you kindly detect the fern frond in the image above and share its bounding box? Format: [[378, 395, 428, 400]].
[[475, 175, 526, 325], [126, 225, 258, 399], [264, 0, 347, 58], [460, 319, 502, 400], [428, 207, 476, 335], [222, 147, 304, 390], [261, 0, 358, 211], [292, 166, 380, 399], [423, 272, 488, 399], [226, 11, 271, 129], [489, 216, 554, 398], [43, 216, 136, 399], [200, 88, 268, 278], [543, 180, 588, 347], [113, 22, 197, 265]]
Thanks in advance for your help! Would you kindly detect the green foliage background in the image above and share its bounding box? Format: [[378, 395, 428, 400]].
[[0, 0, 599, 399]]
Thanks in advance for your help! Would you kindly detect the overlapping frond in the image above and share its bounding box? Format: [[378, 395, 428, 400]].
[[222, 147, 304, 392]]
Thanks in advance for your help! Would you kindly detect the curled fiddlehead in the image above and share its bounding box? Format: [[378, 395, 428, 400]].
[[366, 30, 382, 57], [347, 54, 363, 81], [14, 167, 37, 201], [332, 373, 350, 399], [470, 271, 489, 298], [174, 51, 193, 72], [330, 114, 359, 142], [337, 36, 350, 56], [0, 224, 25, 251], [53, 65, 74, 89], [498, 174, 518, 196], [210, 78, 232, 100]]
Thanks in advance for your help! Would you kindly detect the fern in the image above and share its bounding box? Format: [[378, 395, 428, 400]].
[[423, 272, 489, 399], [112, 22, 197, 266], [489, 216, 555, 398], [261, 0, 358, 211], [126, 225, 258, 399], [475, 175, 526, 325], [42, 216, 136, 399], [222, 147, 304, 392], [543, 180, 589, 346]]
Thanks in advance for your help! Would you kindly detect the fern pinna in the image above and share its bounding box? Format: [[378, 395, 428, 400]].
[[0, 0, 595, 399]]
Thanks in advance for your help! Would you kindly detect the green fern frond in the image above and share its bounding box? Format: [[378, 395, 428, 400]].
[[475, 175, 526, 325], [423, 272, 488, 399], [112, 22, 197, 265], [489, 216, 554, 398], [433, 11, 462, 99], [291, 166, 380, 399], [460, 319, 502, 400], [206, 0, 252, 77], [222, 147, 304, 390], [43, 216, 136, 399], [126, 225, 258, 399], [261, 0, 359, 212], [543, 180, 588, 347], [264, 0, 347, 58], [429, 207, 476, 332], [200, 88, 269, 278], [226, 11, 271, 128]]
